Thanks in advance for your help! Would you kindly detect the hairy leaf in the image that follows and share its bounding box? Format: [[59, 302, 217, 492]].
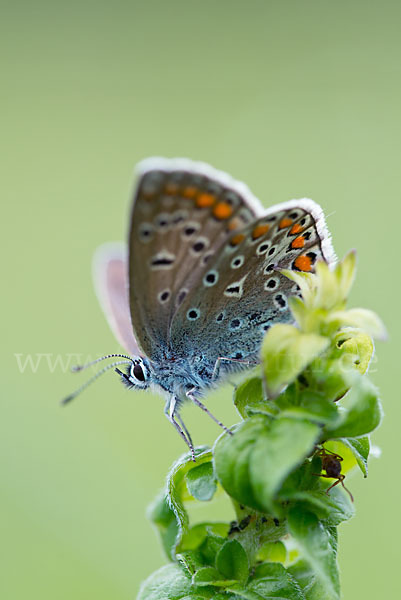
[[216, 539, 249, 583], [214, 416, 269, 511], [167, 448, 213, 553], [234, 376, 277, 419], [277, 389, 340, 426], [137, 564, 213, 600], [340, 436, 369, 477], [282, 486, 354, 526], [262, 325, 329, 397], [179, 522, 229, 553], [328, 308, 387, 341], [148, 492, 179, 560], [192, 566, 237, 587], [325, 379, 382, 439], [186, 462, 217, 502], [288, 508, 340, 600], [249, 418, 320, 512], [257, 541, 287, 563], [229, 562, 306, 599]]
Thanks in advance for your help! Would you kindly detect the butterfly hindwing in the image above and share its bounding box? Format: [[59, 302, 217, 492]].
[[128, 158, 263, 359], [93, 243, 141, 355], [169, 200, 335, 370]]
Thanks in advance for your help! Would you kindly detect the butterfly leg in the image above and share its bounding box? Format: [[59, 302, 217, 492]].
[[212, 356, 258, 381], [186, 389, 233, 436], [165, 396, 196, 462], [176, 411, 194, 451]]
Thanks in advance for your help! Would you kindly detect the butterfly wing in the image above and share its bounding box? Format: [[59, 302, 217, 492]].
[[93, 242, 141, 355], [128, 158, 263, 359], [169, 199, 335, 369]]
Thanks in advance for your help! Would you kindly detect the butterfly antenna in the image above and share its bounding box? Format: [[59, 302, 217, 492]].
[[61, 360, 132, 405], [71, 353, 133, 372]]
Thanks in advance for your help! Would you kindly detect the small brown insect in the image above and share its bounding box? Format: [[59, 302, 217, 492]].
[[314, 447, 354, 502]]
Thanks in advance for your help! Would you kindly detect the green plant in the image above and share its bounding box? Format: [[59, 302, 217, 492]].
[[138, 252, 385, 600]]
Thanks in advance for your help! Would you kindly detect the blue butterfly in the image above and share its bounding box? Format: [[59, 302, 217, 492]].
[[65, 158, 335, 459]]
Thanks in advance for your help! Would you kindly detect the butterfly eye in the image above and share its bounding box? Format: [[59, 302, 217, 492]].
[[122, 358, 151, 389], [132, 363, 146, 382]]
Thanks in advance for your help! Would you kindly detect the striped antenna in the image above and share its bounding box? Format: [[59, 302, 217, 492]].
[[61, 360, 132, 405], [71, 353, 133, 372]]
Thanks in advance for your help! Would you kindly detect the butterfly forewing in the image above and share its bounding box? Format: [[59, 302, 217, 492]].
[[169, 200, 334, 367], [128, 159, 262, 359]]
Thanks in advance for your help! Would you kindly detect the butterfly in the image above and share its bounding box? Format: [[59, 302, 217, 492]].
[[64, 158, 335, 459]]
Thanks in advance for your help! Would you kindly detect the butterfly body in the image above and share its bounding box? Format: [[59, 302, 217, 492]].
[[121, 346, 258, 404], [86, 158, 335, 457]]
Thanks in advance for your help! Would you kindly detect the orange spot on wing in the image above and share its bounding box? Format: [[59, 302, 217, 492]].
[[279, 218, 293, 229], [294, 255, 312, 271], [196, 193, 216, 208], [291, 235, 305, 249], [252, 223, 270, 239], [182, 186, 197, 198], [230, 233, 245, 246], [213, 202, 233, 220], [290, 223, 303, 234]]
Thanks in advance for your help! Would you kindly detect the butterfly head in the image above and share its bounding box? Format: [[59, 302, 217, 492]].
[[117, 356, 153, 390]]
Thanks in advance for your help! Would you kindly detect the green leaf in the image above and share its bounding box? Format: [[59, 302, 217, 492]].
[[303, 351, 351, 402], [148, 492, 179, 561], [278, 456, 320, 503], [249, 418, 320, 512], [167, 448, 213, 553], [340, 436, 369, 477], [214, 416, 270, 511], [288, 559, 315, 591], [328, 308, 387, 341], [214, 416, 319, 513], [288, 508, 340, 600], [257, 541, 287, 563], [321, 485, 355, 527], [312, 252, 356, 311], [281, 269, 317, 308], [262, 324, 329, 397], [230, 562, 306, 600], [277, 389, 340, 426], [282, 487, 354, 526], [186, 462, 217, 502], [315, 261, 342, 311], [331, 329, 374, 375], [335, 251, 356, 299], [216, 539, 249, 583], [325, 378, 382, 439], [234, 376, 270, 419], [197, 530, 226, 567], [179, 522, 229, 553], [192, 566, 237, 588], [288, 295, 309, 330], [177, 550, 207, 577], [137, 563, 212, 600], [284, 252, 357, 317], [305, 577, 336, 600]]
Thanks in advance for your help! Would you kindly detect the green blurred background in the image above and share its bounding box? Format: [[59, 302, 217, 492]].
[[2, 1, 400, 598]]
